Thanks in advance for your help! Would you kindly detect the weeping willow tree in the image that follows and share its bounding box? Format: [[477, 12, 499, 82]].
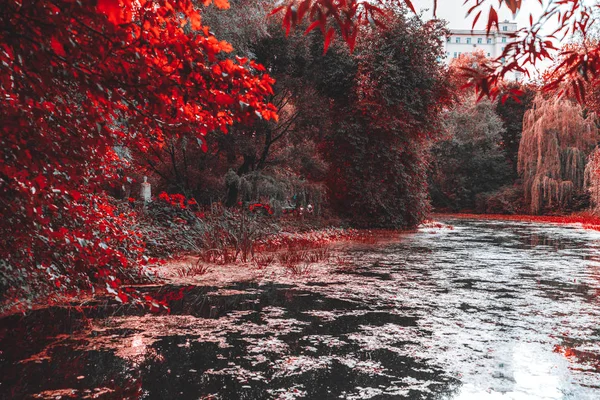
[[518, 95, 599, 214], [585, 148, 600, 214]]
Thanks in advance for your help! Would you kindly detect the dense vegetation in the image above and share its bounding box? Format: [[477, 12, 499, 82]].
[[3, 0, 600, 310], [133, 5, 452, 229], [429, 50, 600, 216], [0, 0, 451, 310]]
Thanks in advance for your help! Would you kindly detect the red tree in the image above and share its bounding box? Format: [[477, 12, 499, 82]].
[[0, 0, 276, 309]]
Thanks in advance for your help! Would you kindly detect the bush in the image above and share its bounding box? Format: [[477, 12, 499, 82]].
[[135, 195, 208, 257], [475, 185, 525, 214], [137, 194, 279, 263]]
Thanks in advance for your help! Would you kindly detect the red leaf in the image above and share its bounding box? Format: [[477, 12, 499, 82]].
[[269, 5, 285, 16], [33, 175, 47, 190], [472, 11, 482, 30], [283, 6, 292, 36], [189, 11, 202, 30], [505, 0, 521, 14], [197, 137, 208, 152], [486, 7, 499, 35], [116, 292, 128, 303], [50, 36, 66, 57], [97, 0, 126, 25], [304, 20, 322, 35], [323, 28, 335, 55], [213, 0, 230, 10], [347, 28, 358, 53], [297, 0, 310, 22], [215, 93, 234, 106], [71, 191, 82, 202]]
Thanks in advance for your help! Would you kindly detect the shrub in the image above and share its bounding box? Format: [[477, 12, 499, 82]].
[[475, 185, 525, 214]]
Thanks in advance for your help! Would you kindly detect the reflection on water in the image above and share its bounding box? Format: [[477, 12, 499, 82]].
[[1, 218, 600, 399]]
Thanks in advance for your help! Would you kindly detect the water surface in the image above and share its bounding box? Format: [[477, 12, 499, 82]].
[[1, 218, 599, 399]]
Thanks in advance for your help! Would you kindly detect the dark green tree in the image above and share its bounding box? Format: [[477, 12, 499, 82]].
[[324, 13, 452, 227], [495, 82, 536, 177], [430, 97, 512, 211]]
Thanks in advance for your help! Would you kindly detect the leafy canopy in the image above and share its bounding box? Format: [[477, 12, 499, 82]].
[[271, 0, 600, 100]]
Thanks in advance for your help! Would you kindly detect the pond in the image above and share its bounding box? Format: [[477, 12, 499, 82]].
[[1, 218, 599, 399]]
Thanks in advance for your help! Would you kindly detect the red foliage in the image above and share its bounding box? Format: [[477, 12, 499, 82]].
[[248, 203, 274, 215], [446, 1, 599, 101], [159, 192, 189, 209], [272, 0, 600, 102], [0, 0, 275, 307], [271, 0, 395, 52]]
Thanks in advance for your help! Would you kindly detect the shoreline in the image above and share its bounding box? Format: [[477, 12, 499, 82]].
[[434, 212, 600, 231], [5, 214, 596, 318], [0, 227, 408, 318]]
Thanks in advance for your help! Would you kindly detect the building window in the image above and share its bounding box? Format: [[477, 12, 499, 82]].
[[466, 38, 471, 44], [503, 26, 508, 31], [501, 57, 506, 63], [487, 38, 492, 44], [456, 37, 461, 43], [453, 52, 457, 58], [478, 38, 483, 44], [502, 37, 507, 43], [447, 37, 451, 43], [501, 46, 505, 51], [487, 53, 491, 57]]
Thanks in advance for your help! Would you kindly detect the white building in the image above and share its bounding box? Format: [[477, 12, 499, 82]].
[[443, 20, 522, 80]]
